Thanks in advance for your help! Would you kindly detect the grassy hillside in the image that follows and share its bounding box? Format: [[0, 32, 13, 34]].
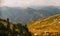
[[27, 14, 60, 36], [0, 14, 60, 36]]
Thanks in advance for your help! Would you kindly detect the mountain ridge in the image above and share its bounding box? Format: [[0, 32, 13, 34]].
[[27, 14, 60, 35], [0, 6, 60, 24]]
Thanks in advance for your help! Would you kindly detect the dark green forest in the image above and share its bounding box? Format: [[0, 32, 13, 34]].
[[0, 18, 32, 36]]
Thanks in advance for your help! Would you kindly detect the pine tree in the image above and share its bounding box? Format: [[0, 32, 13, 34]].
[[0, 9, 2, 17]]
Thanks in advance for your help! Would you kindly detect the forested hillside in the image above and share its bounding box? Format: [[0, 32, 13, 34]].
[[0, 18, 31, 36]]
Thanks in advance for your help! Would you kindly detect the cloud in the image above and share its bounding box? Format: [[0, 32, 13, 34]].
[[1, 0, 60, 7]]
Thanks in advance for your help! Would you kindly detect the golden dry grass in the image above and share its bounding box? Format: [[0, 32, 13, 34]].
[[27, 14, 60, 35]]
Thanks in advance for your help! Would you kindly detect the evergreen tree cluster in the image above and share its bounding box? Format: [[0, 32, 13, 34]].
[[0, 18, 32, 36]]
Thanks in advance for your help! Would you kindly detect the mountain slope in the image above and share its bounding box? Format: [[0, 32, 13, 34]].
[[0, 18, 21, 36], [27, 14, 60, 35], [1, 6, 60, 24], [0, 18, 32, 36]]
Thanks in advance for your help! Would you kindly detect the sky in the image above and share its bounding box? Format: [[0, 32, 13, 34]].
[[0, 0, 60, 7]]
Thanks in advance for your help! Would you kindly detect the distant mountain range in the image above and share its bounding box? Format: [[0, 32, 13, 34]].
[[0, 6, 60, 24]]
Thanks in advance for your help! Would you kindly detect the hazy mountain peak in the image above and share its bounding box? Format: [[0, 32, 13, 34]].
[[0, 6, 60, 24]]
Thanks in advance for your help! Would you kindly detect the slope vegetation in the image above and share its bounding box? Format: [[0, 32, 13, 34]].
[[27, 14, 60, 35]]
